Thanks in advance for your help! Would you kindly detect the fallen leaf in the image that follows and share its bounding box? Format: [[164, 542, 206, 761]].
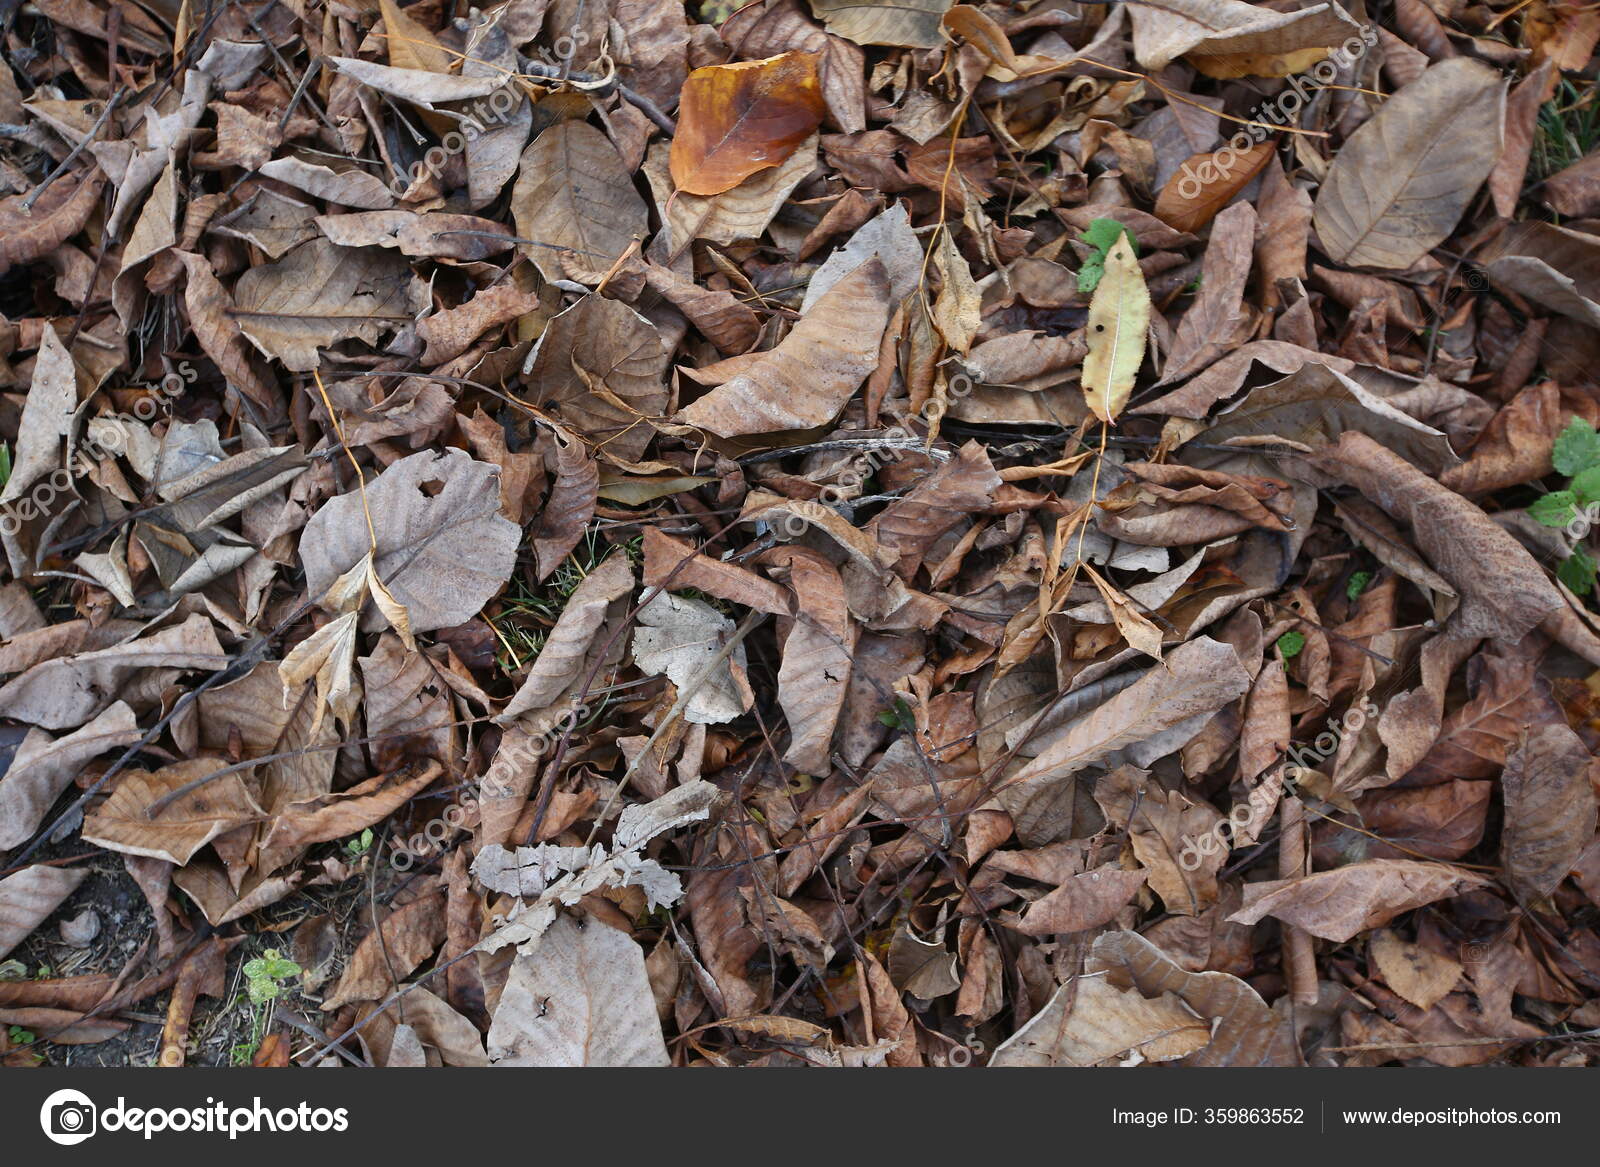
[[488, 914, 670, 1066], [299, 449, 521, 633], [232, 238, 424, 371], [1089, 930, 1300, 1065], [1155, 139, 1275, 233], [1370, 929, 1461, 1011], [1312, 58, 1505, 270], [1500, 723, 1599, 903], [1229, 860, 1491, 943], [512, 121, 649, 286], [991, 974, 1210, 1066], [0, 866, 88, 959], [82, 759, 264, 865], [810, 0, 954, 48], [632, 592, 753, 725], [1081, 233, 1150, 422], [0, 704, 141, 851], [676, 258, 890, 437], [671, 52, 826, 197]]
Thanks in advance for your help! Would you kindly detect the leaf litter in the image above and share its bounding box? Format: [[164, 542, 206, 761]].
[[0, 0, 1599, 1071]]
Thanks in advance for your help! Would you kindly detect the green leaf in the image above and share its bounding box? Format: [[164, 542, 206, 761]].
[[1081, 217, 1137, 256], [1077, 218, 1138, 294], [1553, 418, 1600, 476], [1346, 571, 1373, 602], [1560, 546, 1597, 595], [0, 443, 10, 490], [1276, 631, 1306, 659], [1573, 465, 1600, 507], [260, 955, 300, 981], [1530, 490, 1580, 527], [876, 697, 914, 732]]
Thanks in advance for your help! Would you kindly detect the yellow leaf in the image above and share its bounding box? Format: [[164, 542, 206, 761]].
[[379, 0, 453, 74], [932, 230, 981, 355], [1081, 235, 1150, 423], [1085, 565, 1164, 662]]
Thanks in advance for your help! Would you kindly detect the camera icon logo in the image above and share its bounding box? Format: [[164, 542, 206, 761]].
[[39, 1089, 97, 1145]]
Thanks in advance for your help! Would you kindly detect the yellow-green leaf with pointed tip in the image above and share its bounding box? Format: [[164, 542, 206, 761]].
[[1081, 236, 1150, 423]]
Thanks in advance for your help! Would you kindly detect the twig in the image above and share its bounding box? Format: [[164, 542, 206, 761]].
[[20, 88, 124, 211], [9, 601, 313, 869], [272, 1007, 372, 1067]]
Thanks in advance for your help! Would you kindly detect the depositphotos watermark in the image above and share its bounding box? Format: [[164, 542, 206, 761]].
[[777, 370, 976, 540], [1, 361, 195, 537], [1177, 696, 1379, 871], [39, 1088, 349, 1144], [387, 27, 590, 196], [1171, 25, 1378, 202], [388, 699, 593, 870]]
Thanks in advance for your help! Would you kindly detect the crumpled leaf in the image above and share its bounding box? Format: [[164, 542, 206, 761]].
[[474, 781, 718, 951], [1128, 0, 1361, 76], [1089, 930, 1300, 1066], [1229, 859, 1491, 943], [1500, 723, 1599, 903], [632, 592, 753, 725], [991, 974, 1210, 1066], [677, 258, 890, 437], [487, 913, 669, 1066]]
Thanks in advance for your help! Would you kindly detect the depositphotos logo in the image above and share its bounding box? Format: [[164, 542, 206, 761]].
[[41, 1089, 96, 1146], [39, 1088, 350, 1143]]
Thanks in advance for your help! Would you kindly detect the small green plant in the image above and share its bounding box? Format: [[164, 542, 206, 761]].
[[488, 528, 617, 672], [1276, 631, 1306, 660], [230, 948, 302, 1065], [877, 696, 915, 733], [1346, 570, 1373, 602], [8, 1025, 36, 1045], [342, 827, 374, 859], [243, 949, 300, 1005], [1530, 418, 1600, 595], [1077, 218, 1140, 294], [1534, 80, 1600, 183], [0, 442, 11, 490]]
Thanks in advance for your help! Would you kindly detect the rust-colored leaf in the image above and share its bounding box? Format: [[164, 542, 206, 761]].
[[670, 51, 826, 196]]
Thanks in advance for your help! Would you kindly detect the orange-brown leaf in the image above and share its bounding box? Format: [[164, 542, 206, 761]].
[[1154, 138, 1275, 234], [670, 51, 826, 197]]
